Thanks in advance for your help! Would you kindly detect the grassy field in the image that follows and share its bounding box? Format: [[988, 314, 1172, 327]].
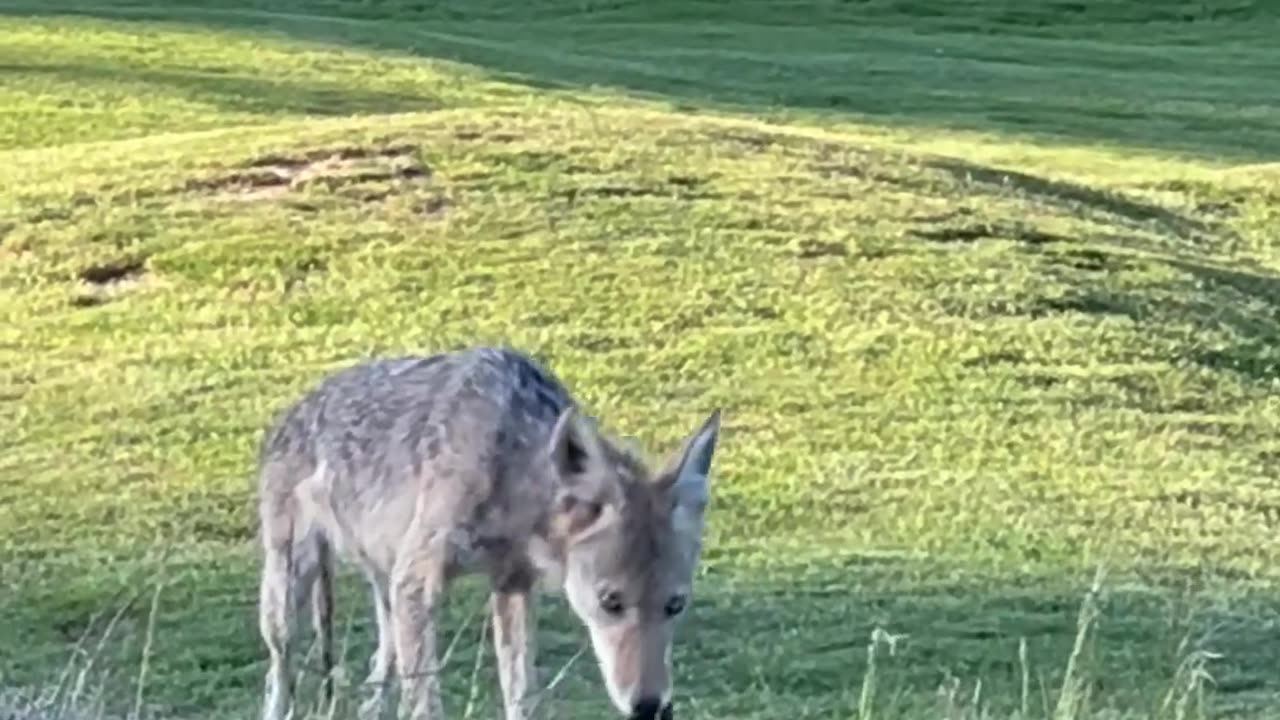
[[2, 1, 1280, 718]]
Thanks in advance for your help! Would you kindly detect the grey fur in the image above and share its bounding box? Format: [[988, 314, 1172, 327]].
[[255, 347, 722, 720]]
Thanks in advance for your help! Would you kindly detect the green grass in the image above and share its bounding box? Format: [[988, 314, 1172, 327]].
[[2, 1, 1280, 718]]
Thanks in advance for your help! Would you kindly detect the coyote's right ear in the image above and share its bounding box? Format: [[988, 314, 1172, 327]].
[[548, 404, 603, 478], [660, 408, 722, 517], [547, 405, 614, 541]]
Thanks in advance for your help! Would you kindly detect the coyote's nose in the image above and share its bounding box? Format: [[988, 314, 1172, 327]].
[[629, 699, 672, 720], [630, 698, 660, 719], [627, 696, 670, 717]]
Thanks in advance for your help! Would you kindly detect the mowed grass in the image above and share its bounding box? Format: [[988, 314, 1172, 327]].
[[2, 1, 1280, 718]]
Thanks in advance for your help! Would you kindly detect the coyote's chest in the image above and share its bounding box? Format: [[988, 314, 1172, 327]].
[[440, 529, 563, 591]]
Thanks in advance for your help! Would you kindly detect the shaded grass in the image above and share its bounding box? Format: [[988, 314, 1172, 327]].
[[0, 15, 533, 150], [5, 551, 1278, 719], [1, 0, 1279, 159], [3, 1, 1280, 718]]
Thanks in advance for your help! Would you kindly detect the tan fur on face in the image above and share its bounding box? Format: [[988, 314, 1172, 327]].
[[597, 617, 674, 703], [556, 430, 707, 712]]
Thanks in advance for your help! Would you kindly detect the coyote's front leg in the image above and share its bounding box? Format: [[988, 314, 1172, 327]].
[[358, 575, 396, 720], [492, 588, 540, 720], [391, 537, 448, 720]]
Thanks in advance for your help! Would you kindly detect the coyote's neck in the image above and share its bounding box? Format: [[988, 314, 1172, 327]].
[[525, 529, 568, 591]]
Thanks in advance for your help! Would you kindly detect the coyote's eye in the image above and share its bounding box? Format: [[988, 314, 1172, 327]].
[[599, 589, 625, 616], [664, 594, 686, 617]]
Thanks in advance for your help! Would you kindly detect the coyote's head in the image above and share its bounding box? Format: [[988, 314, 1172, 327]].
[[542, 405, 722, 720]]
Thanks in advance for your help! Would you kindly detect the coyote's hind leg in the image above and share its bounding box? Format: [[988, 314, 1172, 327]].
[[258, 492, 325, 720]]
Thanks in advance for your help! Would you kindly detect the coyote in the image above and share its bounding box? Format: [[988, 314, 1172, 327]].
[[256, 347, 722, 720]]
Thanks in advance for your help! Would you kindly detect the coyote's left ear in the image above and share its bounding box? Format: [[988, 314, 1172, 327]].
[[660, 409, 721, 517]]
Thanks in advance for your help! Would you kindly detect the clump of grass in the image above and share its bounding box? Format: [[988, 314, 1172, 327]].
[[2, 585, 162, 720], [858, 626, 906, 720], [849, 569, 1221, 720], [1052, 568, 1106, 720]]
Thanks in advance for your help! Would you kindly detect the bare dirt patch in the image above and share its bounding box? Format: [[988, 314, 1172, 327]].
[[1042, 247, 1140, 274], [1028, 293, 1138, 320], [418, 196, 452, 217], [71, 257, 149, 308], [556, 175, 716, 203], [706, 129, 776, 152], [911, 222, 1068, 246], [794, 239, 848, 259], [453, 128, 518, 143], [78, 258, 144, 285], [188, 143, 430, 202]]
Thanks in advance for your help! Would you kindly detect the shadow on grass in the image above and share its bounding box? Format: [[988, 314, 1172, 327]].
[[920, 157, 1220, 242], [1169, 259, 1280, 384], [0, 60, 441, 117], [1, 0, 1279, 161]]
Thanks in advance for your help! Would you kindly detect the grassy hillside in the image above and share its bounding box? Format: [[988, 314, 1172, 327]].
[[2, 1, 1280, 718]]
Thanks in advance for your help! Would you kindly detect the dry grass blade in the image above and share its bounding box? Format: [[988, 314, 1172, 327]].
[[523, 643, 588, 719], [1018, 637, 1030, 720], [1053, 567, 1107, 720], [129, 582, 164, 720], [66, 590, 142, 715], [460, 615, 488, 720]]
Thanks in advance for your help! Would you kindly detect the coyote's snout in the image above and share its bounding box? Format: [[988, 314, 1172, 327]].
[[255, 347, 721, 720]]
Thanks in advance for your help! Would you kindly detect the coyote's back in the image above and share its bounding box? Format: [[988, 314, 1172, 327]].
[[256, 347, 573, 563]]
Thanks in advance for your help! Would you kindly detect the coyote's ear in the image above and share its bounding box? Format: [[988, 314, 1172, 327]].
[[550, 491, 618, 544], [548, 405, 603, 479], [660, 409, 721, 518], [548, 405, 615, 543]]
